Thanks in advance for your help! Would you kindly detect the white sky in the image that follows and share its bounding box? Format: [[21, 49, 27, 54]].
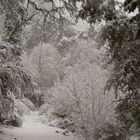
[[116, 0, 125, 2]]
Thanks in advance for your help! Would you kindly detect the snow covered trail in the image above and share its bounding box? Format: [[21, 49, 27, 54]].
[[0, 112, 77, 140]]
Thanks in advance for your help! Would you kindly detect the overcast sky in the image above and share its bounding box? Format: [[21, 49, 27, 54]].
[[116, 0, 125, 2]]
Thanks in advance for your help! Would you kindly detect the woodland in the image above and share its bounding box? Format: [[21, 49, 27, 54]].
[[0, 0, 140, 140]]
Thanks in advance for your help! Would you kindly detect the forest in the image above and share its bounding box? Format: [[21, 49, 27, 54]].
[[0, 0, 140, 140]]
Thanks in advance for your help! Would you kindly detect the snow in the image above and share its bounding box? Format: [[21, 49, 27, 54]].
[[116, 0, 125, 2], [0, 111, 77, 140], [130, 136, 139, 140]]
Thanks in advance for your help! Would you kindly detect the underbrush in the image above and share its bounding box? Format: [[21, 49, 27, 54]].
[[39, 104, 76, 132], [39, 103, 51, 115], [21, 98, 35, 111], [0, 98, 26, 127], [93, 122, 128, 140], [0, 97, 35, 127], [11, 113, 23, 127], [15, 99, 30, 117], [39, 102, 129, 140], [0, 42, 35, 127]]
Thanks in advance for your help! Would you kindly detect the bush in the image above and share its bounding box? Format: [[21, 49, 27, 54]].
[[94, 122, 128, 140], [11, 113, 22, 127], [0, 97, 14, 125], [21, 98, 35, 111], [15, 99, 30, 116], [49, 118, 75, 132], [0, 42, 34, 126], [39, 103, 51, 115]]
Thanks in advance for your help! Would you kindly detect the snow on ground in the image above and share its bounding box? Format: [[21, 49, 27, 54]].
[[0, 111, 77, 140], [130, 136, 139, 140]]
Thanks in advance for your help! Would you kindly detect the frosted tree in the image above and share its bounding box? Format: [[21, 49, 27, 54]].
[[47, 37, 115, 140], [29, 43, 63, 103]]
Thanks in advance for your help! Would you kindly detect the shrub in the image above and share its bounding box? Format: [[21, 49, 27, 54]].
[[0, 96, 14, 125], [94, 122, 128, 140], [52, 104, 69, 118], [48, 117, 75, 132], [15, 99, 30, 117], [11, 113, 22, 127], [21, 98, 35, 111], [0, 42, 34, 126], [39, 103, 51, 115]]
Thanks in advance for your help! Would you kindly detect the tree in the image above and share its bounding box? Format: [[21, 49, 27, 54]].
[[0, 0, 83, 121], [0, 0, 34, 125], [45, 36, 116, 139], [0, 42, 34, 125], [57, 0, 140, 138], [29, 43, 63, 103]]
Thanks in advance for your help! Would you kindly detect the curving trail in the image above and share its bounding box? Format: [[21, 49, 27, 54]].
[[0, 112, 77, 140]]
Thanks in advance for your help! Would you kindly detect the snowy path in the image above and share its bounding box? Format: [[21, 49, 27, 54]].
[[0, 112, 77, 140]]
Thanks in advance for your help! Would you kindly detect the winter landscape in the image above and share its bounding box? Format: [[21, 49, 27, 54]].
[[0, 0, 140, 140]]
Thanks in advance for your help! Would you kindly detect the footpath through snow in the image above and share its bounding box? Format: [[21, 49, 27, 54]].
[[0, 111, 77, 140]]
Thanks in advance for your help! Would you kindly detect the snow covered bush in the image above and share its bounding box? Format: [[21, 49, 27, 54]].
[[29, 43, 62, 89], [50, 63, 115, 139], [0, 42, 34, 126], [39, 103, 51, 115], [94, 122, 127, 140], [48, 117, 75, 132], [0, 95, 15, 124], [21, 98, 35, 111], [28, 43, 63, 104], [11, 113, 23, 127], [46, 38, 115, 139], [15, 99, 30, 117]]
